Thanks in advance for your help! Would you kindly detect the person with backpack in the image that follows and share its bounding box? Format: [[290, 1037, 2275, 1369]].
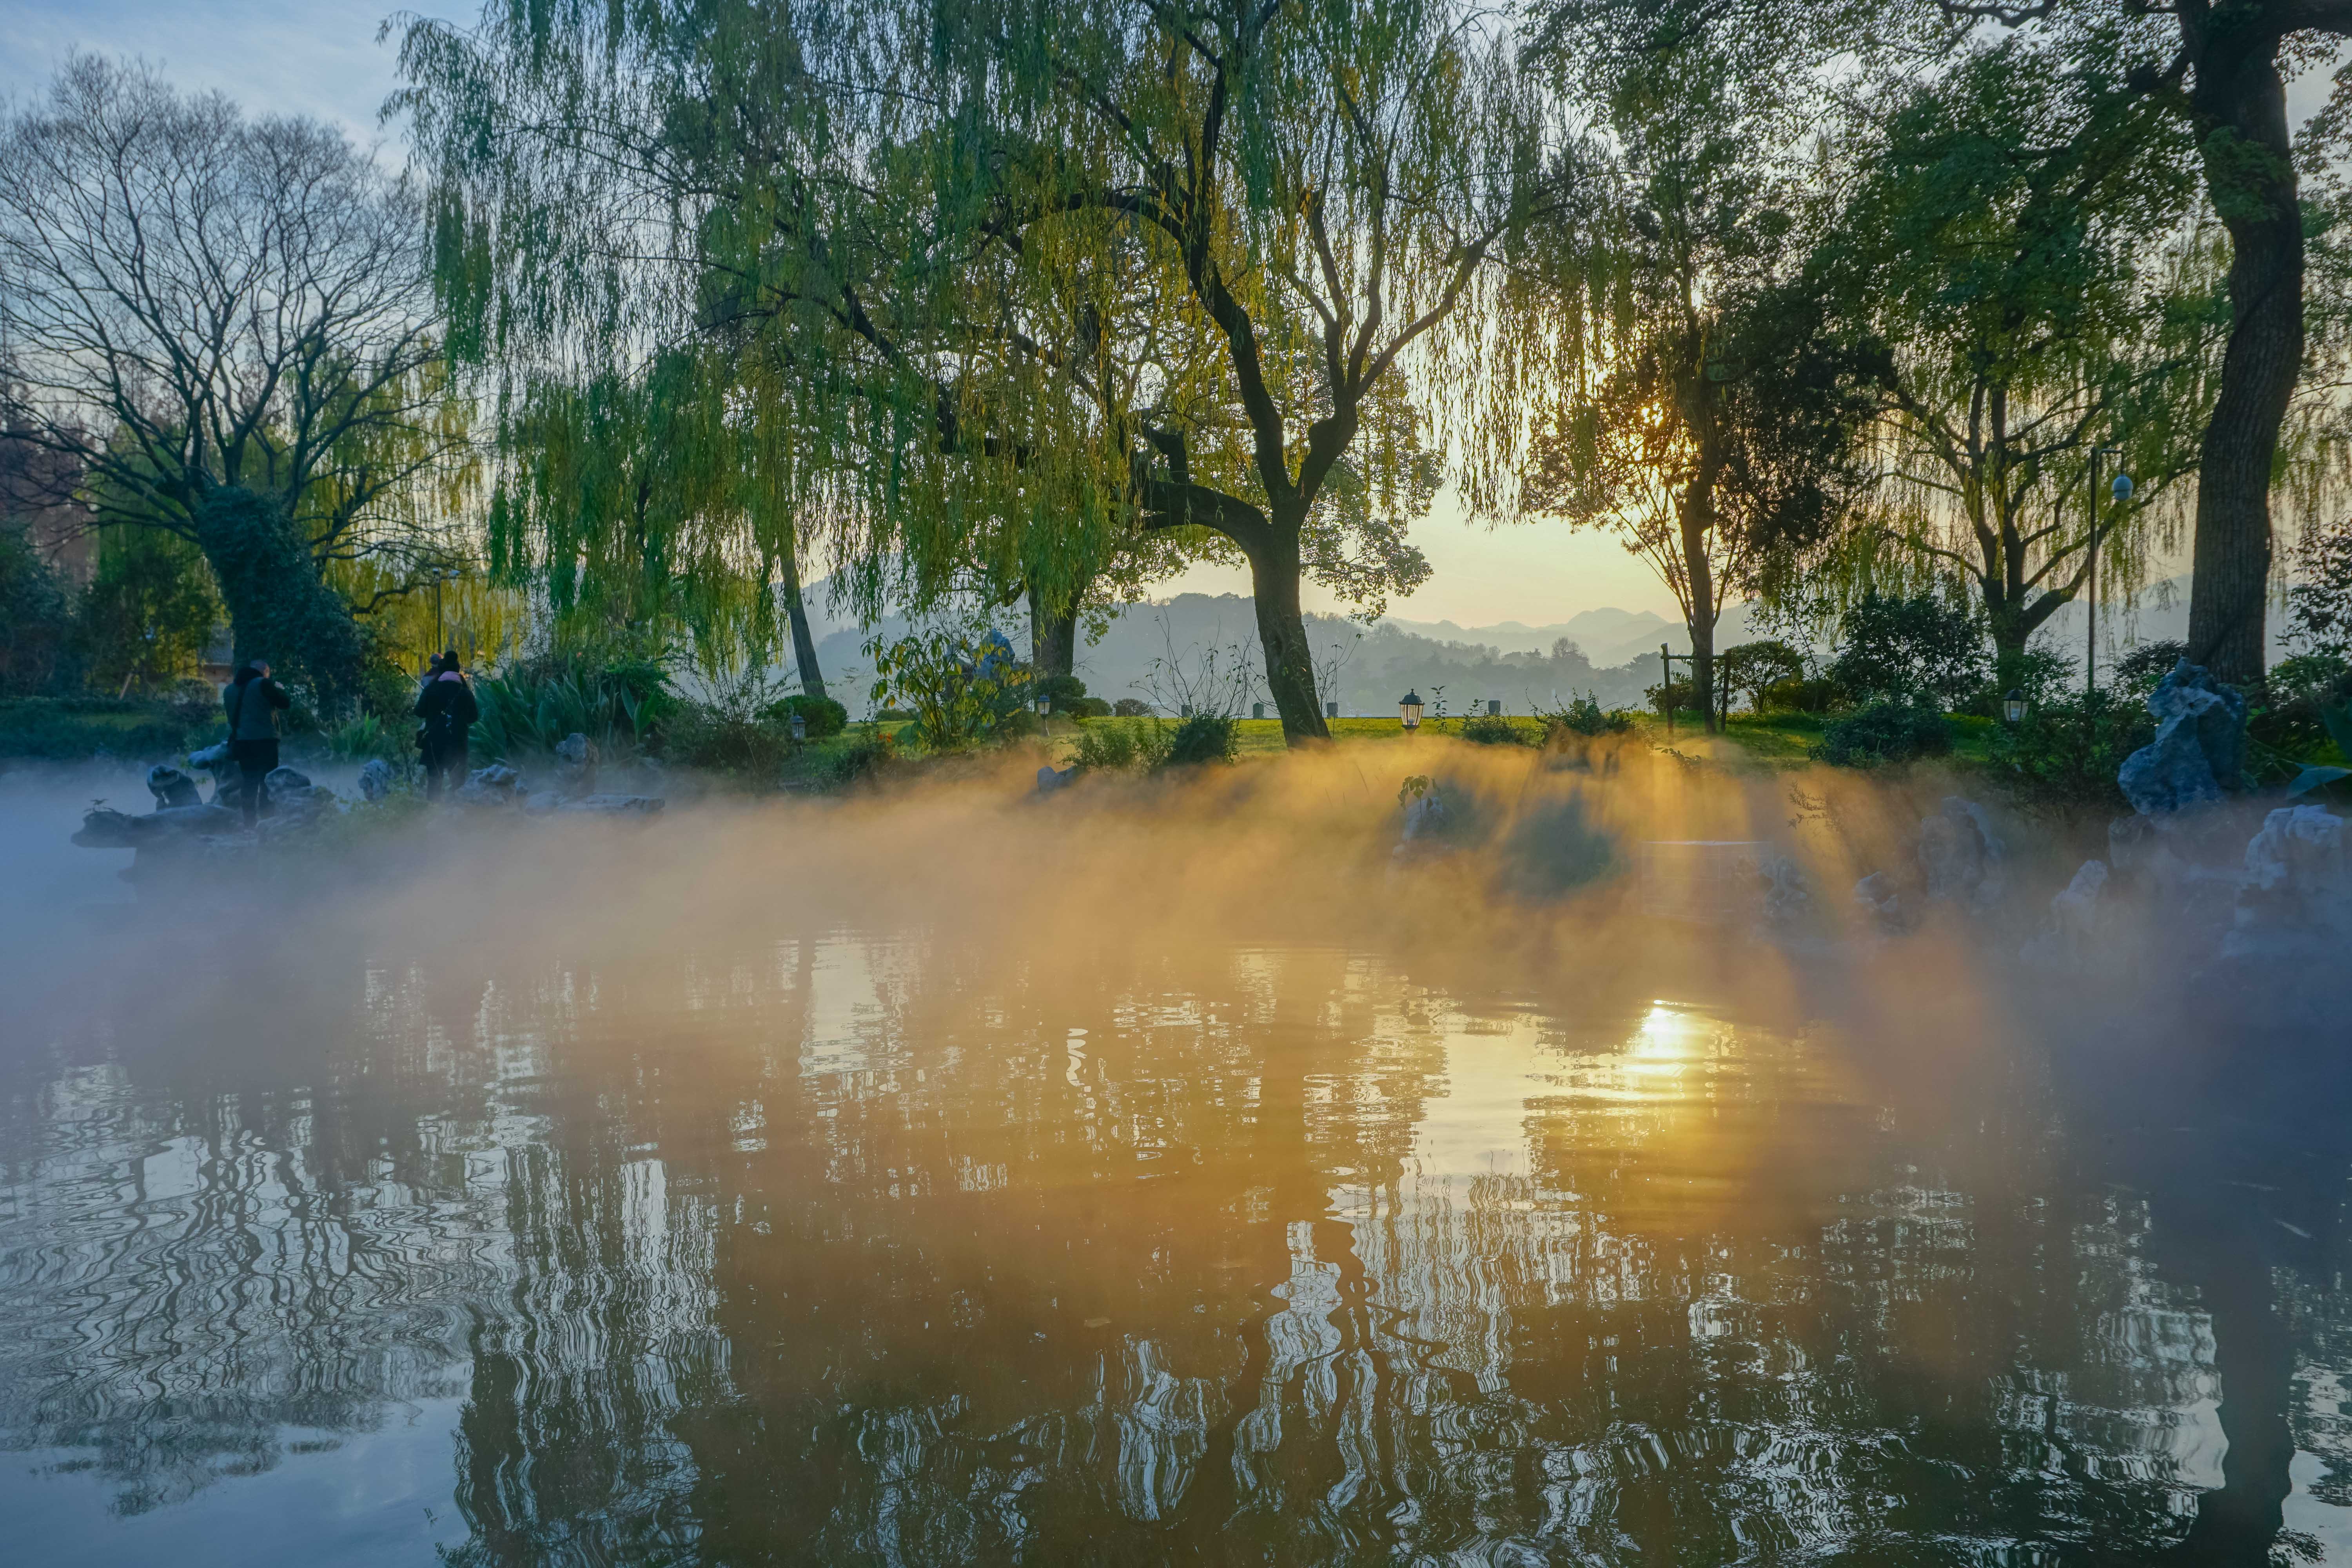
[[414, 650, 479, 800], [223, 659, 290, 826]]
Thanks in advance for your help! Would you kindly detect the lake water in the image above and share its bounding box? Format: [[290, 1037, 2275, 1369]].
[[5, 766, 2352, 1564]]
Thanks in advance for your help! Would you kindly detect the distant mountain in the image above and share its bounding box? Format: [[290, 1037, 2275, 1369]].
[[790, 589, 1692, 716]]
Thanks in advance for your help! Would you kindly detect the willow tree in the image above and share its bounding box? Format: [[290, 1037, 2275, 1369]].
[[1815, 32, 2221, 684], [802, 0, 1560, 741], [402, 0, 1228, 696], [1519, 20, 1871, 729]]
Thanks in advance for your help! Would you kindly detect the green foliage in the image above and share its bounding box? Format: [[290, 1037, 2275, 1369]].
[[1718, 641, 1808, 713], [1457, 712, 1533, 746], [1759, 675, 1840, 714], [194, 486, 370, 714], [1810, 700, 1952, 768], [1111, 698, 1151, 718], [1830, 591, 1986, 708], [1035, 675, 1089, 711], [769, 693, 848, 739], [2287, 517, 2352, 660], [865, 631, 1032, 751], [1545, 693, 1636, 738], [1069, 717, 1172, 774], [471, 654, 673, 763], [0, 529, 77, 696], [2112, 640, 2186, 700], [326, 713, 414, 767], [74, 525, 222, 694], [1982, 691, 2156, 809], [0, 694, 218, 760], [1161, 712, 1239, 769], [2250, 653, 2351, 761]]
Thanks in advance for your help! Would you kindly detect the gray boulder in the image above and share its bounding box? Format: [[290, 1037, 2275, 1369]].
[[2225, 805, 2349, 959], [357, 758, 395, 801], [554, 793, 664, 815], [146, 765, 201, 809], [1035, 764, 1076, 795], [456, 764, 526, 806], [73, 803, 242, 848], [2117, 659, 2247, 815], [2022, 859, 2109, 966], [1919, 796, 2005, 907]]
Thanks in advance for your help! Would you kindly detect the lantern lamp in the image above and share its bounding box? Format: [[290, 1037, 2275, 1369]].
[[1399, 691, 1424, 730], [2002, 689, 2027, 725]]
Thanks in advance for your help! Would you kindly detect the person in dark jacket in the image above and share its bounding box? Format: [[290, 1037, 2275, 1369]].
[[223, 659, 290, 826], [414, 650, 479, 800]]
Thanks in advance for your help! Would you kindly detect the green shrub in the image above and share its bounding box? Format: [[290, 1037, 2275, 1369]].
[[1760, 675, 1840, 713], [1810, 700, 1951, 768], [1545, 693, 1635, 738], [1070, 717, 1171, 773], [0, 694, 220, 760], [865, 629, 1032, 749], [1829, 591, 1986, 708], [471, 653, 673, 763], [1063, 696, 1112, 717], [1034, 673, 1089, 710], [1982, 691, 2156, 808], [1457, 711, 1532, 745], [873, 707, 915, 722], [327, 712, 413, 765], [1112, 697, 1151, 717], [1160, 711, 1238, 768], [768, 692, 848, 738]]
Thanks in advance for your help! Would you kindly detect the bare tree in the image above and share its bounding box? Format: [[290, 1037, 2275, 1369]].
[[0, 56, 463, 701]]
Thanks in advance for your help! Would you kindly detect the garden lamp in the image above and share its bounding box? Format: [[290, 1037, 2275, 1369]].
[[2002, 689, 2027, 725], [2111, 472, 2134, 503], [789, 713, 808, 743], [1399, 691, 1423, 730], [1034, 694, 1051, 718]]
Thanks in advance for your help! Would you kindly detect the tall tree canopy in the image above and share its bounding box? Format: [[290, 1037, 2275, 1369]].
[[405, 0, 1570, 740], [1520, 5, 1877, 728], [0, 57, 465, 704], [1813, 29, 2221, 681]]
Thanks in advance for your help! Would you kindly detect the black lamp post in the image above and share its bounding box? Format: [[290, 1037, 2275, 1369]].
[[2002, 688, 2027, 724], [1399, 691, 1423, 731]]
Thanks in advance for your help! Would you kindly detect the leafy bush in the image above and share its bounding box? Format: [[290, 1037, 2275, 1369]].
[[1545, 693, 1635, 738], [1644, 677, 1695, 716], [0, 528, 78, 696], [1456, 712, 1532, 745], [1034, 673, 1089, 710], [2112, 640, 2186, 701], [1982, 690, 2156, 808], [1719, 640, 1808, 712], [873, 707, 915, 722], [1112, 697, 1151, 717], [74, 526, 222, 694], [1829, 591, 1986, 708], [326, 712, 413, 766], [471, 653, 673, 762], [785, 726, 900, 791], [1063, 696, 1112, 717], [2249, 653, 2351, 762], [1965, 643, 2075, 717], [1760, 675, 1841, 714], [0, 694, 220, 759], [1070, 717, 1172, 773], [1810, 700, 1951, 768], [1161, 711, 1238, 768], [866, 629, 1032, 749], [768, 692, 848, 739]]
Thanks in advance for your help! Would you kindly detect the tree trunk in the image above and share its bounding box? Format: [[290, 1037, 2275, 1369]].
[[1248, 521, 1330, 742], [2184, 18, 2302, 688], [1681, 510, 1719, 736], [1027, 580, 1082, 678], [193, 484, 367, 713], [775, 537, 827, 701]]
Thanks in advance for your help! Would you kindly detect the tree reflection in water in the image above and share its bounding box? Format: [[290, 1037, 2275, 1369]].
[[1, 928, 2348, 1564]]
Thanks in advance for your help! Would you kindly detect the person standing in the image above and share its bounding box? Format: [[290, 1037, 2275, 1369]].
[[223, 659, 290, 826], [414, 650, 479, 800]]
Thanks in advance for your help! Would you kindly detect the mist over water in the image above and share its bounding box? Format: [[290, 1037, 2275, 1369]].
[[4, 742, 2351, 1564]]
